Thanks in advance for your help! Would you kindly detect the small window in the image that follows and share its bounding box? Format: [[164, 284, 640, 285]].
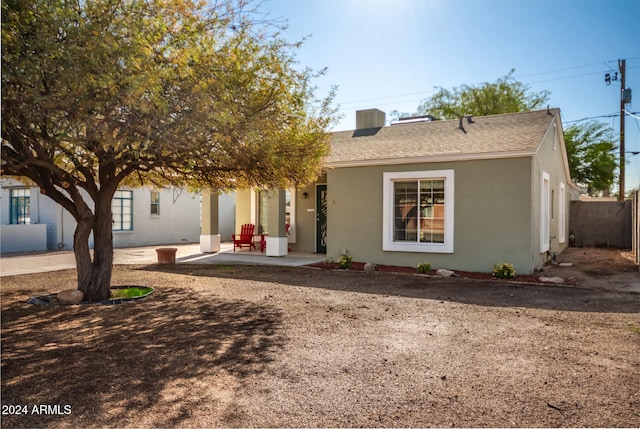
[[112, 190, 133, 231], [150, 191, 160, 216], [558, 183, 566, 244], [10, 188, 30, 224]]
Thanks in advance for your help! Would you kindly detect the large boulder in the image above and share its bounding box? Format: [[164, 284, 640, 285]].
[[57, 289, 84, 304]]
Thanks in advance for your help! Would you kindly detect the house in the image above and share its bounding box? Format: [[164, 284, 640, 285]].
[[224, 108, 579, 274], [1, 178, 235, 253]]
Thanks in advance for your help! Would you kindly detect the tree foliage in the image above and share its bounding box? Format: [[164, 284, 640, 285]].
[[1, 0, 337, 300], [563, 121, 617, 195], [415, 70, 550, 119], [398, 71, 616, 195]]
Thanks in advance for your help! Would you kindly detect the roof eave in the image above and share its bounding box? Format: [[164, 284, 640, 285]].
[[325, 150, 537, 168]]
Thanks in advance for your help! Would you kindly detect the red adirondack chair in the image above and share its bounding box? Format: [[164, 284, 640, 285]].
[[231, 223, 257, 252]]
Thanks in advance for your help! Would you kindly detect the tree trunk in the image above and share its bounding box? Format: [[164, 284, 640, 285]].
[[74, 194, 114, 301]]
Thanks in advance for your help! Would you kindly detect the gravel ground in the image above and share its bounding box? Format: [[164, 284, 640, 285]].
[[1, 248, 639, 428]]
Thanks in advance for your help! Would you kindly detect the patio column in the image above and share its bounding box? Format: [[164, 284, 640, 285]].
[[266, 189, 287, 256], [200, 191, 220, 253]]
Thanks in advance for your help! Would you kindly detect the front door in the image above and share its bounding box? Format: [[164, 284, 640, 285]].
[[316, 184, 327, 253]]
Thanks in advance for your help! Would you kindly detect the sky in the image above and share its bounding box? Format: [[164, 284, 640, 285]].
[[258, 0, 640, 194]]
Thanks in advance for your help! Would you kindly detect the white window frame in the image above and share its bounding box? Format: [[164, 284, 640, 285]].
[[113, 190, 133, 231], [9, 188, 30, 224], [150, 191, 160, 216], [540, 171, 550, 253], [383, 169, 454, 253], [558, 182, 566, 244]]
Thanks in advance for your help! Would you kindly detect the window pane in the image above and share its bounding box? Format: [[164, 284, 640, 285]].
[[394, 181, 418, 242], [258, 190, 268, 234], [418, 179, 445, 244]]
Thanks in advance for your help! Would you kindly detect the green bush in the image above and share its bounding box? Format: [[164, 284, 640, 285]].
[[493, 262, 516, 279], [337, 254, 352, 269], [417, 261, 431, 274]]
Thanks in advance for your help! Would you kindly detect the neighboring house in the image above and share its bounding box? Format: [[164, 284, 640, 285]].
[[0, 178, 234, 253], [231, 108, 580, 274]]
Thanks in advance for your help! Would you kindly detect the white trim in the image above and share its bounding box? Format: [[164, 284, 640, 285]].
[[383, 169, 454, 253], [287, 188, 296, 243], [558, 182, 566, 244], [540, 171, 550, 253], [327, 150, 535, 168]]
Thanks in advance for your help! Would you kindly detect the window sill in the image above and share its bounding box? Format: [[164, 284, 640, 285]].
[[383, 241, 453, 253]]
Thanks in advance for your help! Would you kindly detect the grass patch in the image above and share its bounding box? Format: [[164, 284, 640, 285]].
[[110, 286, 154, 299]]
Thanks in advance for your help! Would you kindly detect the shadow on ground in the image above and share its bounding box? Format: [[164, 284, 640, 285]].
[[1, 286, 284, 428], [142, 264, 640, 314]]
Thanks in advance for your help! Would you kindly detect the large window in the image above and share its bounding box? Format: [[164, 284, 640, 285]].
[[383, 170, 454, 253], [112, 190, 133, 231], [10, 188, 30, 224]]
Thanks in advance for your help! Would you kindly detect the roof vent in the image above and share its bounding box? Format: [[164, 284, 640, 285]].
[[356, 109, 386, 130], [391, 114, 436, 125]]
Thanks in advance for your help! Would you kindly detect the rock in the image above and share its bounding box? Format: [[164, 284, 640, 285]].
[[436, 269, 455, 278], [539, 276, 564, 284], [364, 262, 376, 273], [559, 262, 573, 267], [57, 289, 84, 304]]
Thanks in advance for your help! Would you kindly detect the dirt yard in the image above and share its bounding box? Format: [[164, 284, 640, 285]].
[[1, 247, 639, 428]]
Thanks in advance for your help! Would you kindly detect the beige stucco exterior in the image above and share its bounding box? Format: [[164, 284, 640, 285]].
[[530, 116, 572, 269], [322, 116, 572, 274], [325, 157, 534, 273], [227, 110, 576, 273]]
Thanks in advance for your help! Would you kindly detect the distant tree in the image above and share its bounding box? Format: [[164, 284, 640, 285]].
[[415, 70, 550, 119], [1, 0, 337, 301], [563, 121, 617, 195], [405, 72, 618, 194]]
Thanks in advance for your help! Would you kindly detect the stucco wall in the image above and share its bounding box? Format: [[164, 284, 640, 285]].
[[326, 157, 535, 273], [1, 224, 47, 253], [290, 182, 324, 253], [112, 187, 200, 247], [1, 180, 202, 251], [234, 190, 254, 235], [569, 200, 632, 248], [531, 117, 571, 268]]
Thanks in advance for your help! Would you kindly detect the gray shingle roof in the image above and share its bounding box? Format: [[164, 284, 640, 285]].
[[326, 108, 560, 167]]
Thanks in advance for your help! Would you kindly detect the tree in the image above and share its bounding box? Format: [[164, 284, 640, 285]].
[[405, 72, 616, 194], [415, 70, 550, 119], [2, 0, 337, 301], [563, 121, 617, 195]]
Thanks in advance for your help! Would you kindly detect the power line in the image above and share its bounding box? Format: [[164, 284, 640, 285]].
[[336, 58, 640, 110], [562, 112, 640, 124]]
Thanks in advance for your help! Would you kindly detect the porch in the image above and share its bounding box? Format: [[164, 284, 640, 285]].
[[178, 242, 327, 267]]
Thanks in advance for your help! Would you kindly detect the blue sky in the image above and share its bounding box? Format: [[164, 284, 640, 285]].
[[261, 0, 640, 193]]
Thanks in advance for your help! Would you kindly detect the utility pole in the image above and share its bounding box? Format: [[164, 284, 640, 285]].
[[619, 59, 626, 201]]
